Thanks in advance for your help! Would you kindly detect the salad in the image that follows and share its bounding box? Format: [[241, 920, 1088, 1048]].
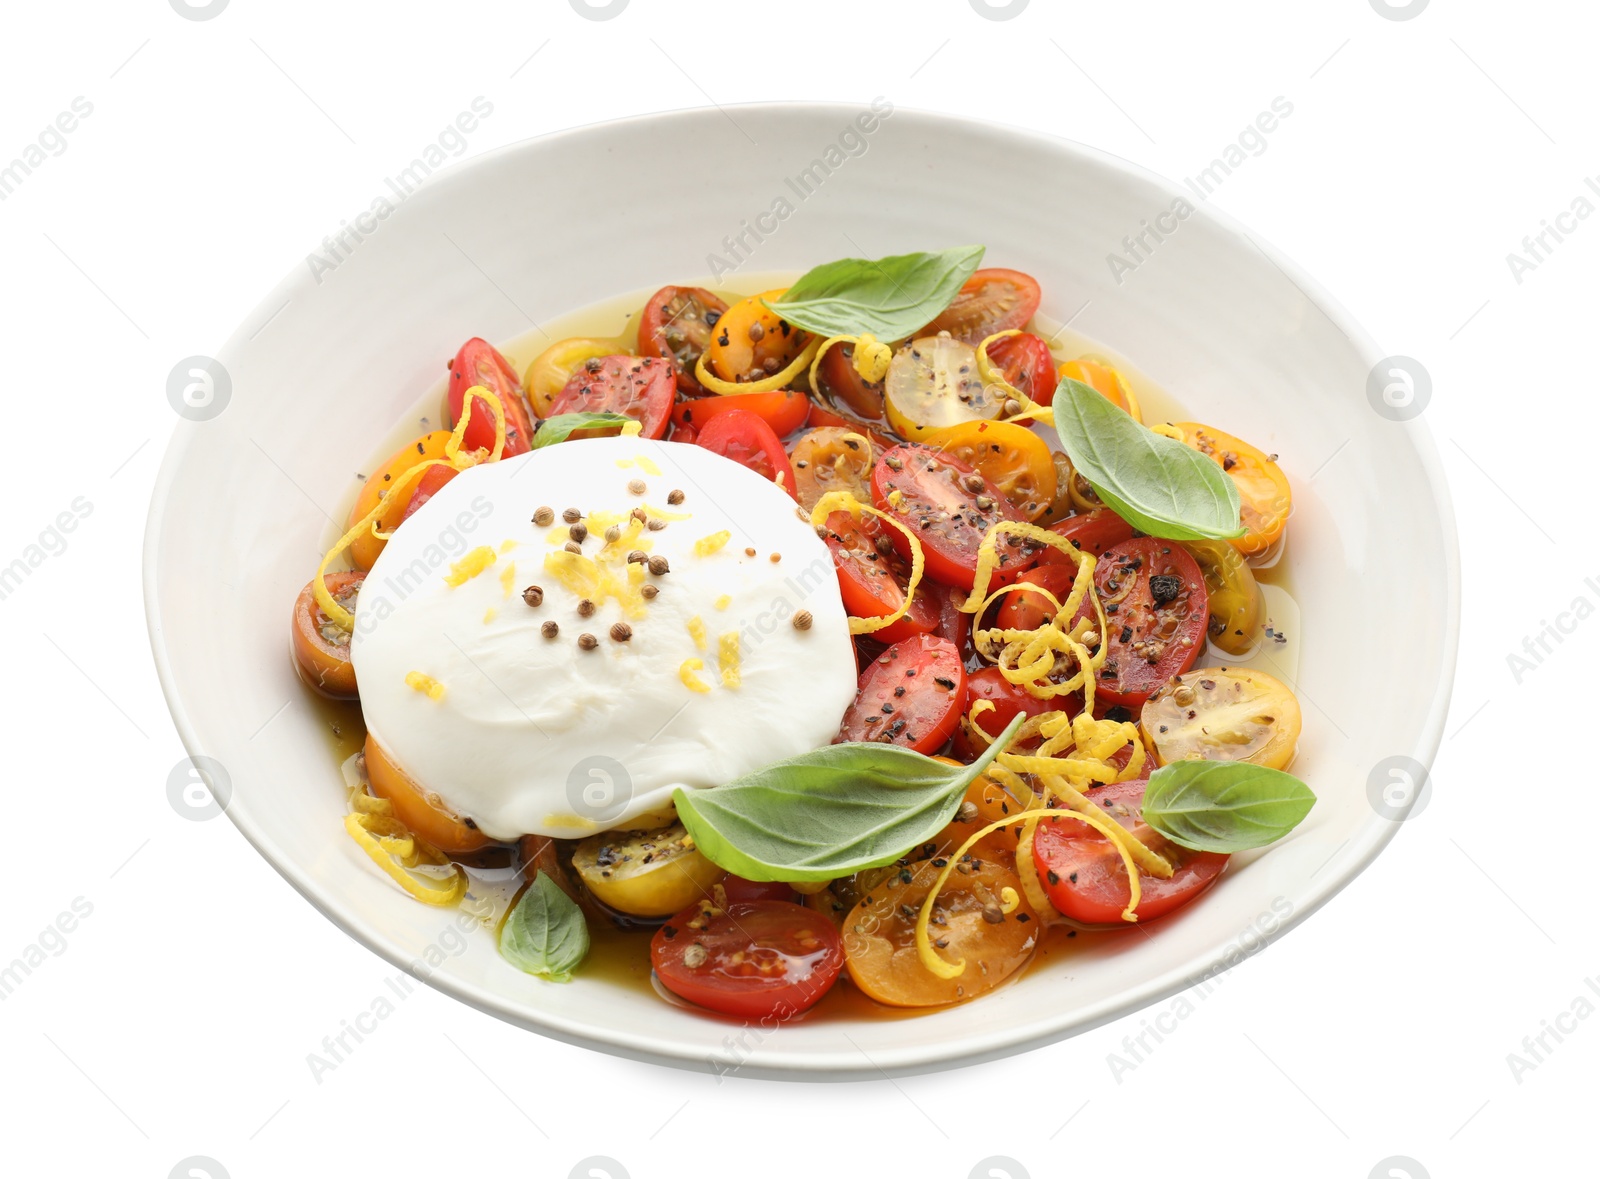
[[290, 246, 1313, 1021]]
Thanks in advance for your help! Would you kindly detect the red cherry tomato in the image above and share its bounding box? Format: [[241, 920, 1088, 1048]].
[[1032, 778, 1227, 925], [837, 634, 967, 753], [822, 511, 940, 644], [1037, 509, 1137, 565], [814, 340, 887, 421], [695, 409, 797, 497], [995, 563, 1094, 634], [718, 876, 797, 905], [636, 285, 729, 395], [1093, 538, 1208, 710], [870, 445, 1037, 592], [651, 900, 844, 1020], [448, 338, 536, 457], [933, 580, 974, 663], [399, 465, 458, 524], [548, 354, 675, 440], [922, 268, 1042, 345], [986, 332, 1058, 405], [950, 665, 1064, 759], [672, 387, 810, 438]]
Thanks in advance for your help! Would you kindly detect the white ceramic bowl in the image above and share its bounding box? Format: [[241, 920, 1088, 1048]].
[[144, 103, 1458, 1079]]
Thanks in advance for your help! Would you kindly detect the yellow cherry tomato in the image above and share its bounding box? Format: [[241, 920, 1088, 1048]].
[[1140, 668, 1301, 771], [571, 823, 725, 917], [884, 335, 1008, 441], [1183, 537, 1266, 656]]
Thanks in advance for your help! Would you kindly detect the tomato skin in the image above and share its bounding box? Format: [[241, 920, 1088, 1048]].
[[987, 332, 1058, 405], [636, 285, 729, 395], [1032, 778, 1227, 925], [447, 338, 535, 457], [652, 900, 844, 1020], [399, 465, 458, 524], [347, 430, 457, 570], [718, 876, 798, 905], [695, 409, 797, 497], [292, 572, 362, 698], [837, 634, 967, 754], [1093, 538, 1209, 710], [996, 563, 1095, 634], [925, 418, 1058, 521], [548, 354, 675, 439], [823, 511, 940, 644], [951, 665, 1064, 759], [870, 445, 1038, 592], [1037, 509, 1137, 565], [922, 268, 1042, 344], [363, 734, 490, 856], [815, 340, 887, 420], [673, 387, 809, 438]]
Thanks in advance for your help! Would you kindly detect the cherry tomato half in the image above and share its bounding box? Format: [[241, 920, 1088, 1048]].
[[791, 426, 875, 512], [823, 510, 940, 644], [814, 339, 887, 420], [347, 430, 456, 570], [695, 409, 796, 497], [448, 338, 535, 457], [292, 572, 362, 698], [636, 285, 729, 395], [703, 290, 809, 383], [1166, 422, 1292, 561], [871, 445, 1038, 592], [950, 665, 1063, 760], [1059, 358, 1141, 421], [1032, 777, 1227, 925], [1093, 538, 1208, 710], [672, 387, 809, 438], [837, 634, 967, 753], [921, 268, 1042, 345], [1037, 509, 1137, 566], [986, 331, 1058, 405], [363, 734, 490, 856], [652, 899, 844, 1020], [995, 563, 1094, 634], [925, 418, 1058, 521], [548, 355, 675, 439]]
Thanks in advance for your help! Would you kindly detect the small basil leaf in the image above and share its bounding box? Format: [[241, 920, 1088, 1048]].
[[1141, 760, 1316, 854], [531, 412, 634, 449], [1051, 378, 1247, 541], [763, 245, 985, 341], [673, 714, 1024, 883], [498, 872, 589, 982]]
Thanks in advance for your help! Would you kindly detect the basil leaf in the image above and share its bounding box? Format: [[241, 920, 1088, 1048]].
[[762, 245, 985, 341], [673, 714, 1025, 882], [1051, 378, 1247, 541], [1141, 760, 1316, 854], [498, 872, 589, 982], [530, 412, 634, 449]]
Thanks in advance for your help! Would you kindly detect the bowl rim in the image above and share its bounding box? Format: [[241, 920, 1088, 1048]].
[[143, 100, 1461, 1080]]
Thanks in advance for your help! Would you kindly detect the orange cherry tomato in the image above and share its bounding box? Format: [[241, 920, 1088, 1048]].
[[291, 572, 362, 698], [347, 430, 455, 570], [790, 426, 875, 512], [1166, 422, 1292, 560], [702, 290, 809, 383], [1058, 358, 1141, 421], [924, 419, 1058, 522], [363, 734, 490, 856]]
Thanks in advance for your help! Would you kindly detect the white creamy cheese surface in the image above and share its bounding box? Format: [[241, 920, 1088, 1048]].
[[351, 436, 857, 841]]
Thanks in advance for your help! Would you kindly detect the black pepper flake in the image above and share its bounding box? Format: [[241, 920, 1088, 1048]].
[[1149, 574, 1182, 605]]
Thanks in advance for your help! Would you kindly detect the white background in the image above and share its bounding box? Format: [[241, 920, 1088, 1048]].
[[0, 1, 1592, 1176]]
